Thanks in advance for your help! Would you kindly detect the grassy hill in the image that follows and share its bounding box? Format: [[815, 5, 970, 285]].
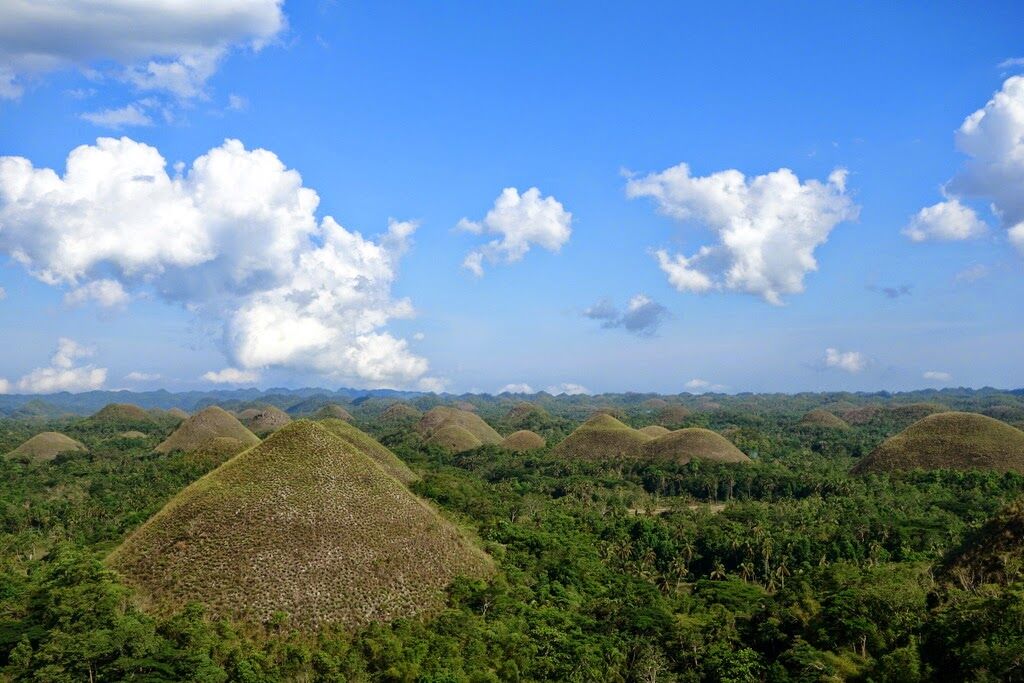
[[798, 409, 850, 429], [426, 424, 484, 453], [154, 406, 260, 456], [311, 404, 354, 422], [5, 432, 86, 463], [939, 499, 1024, 589], [644, 428, 750, 465], [317, 418, 417, 484], [240, 406, 292, 436], [416, 407, 502, 445], [852, 412, 1024, 475], [657, 405, 692, 426], [108, 420, 492, 630], [90, 403, 156, 425], [553, 414, 652, 460], [380, 402, 423, 422], [501, 430, 545, 452], [638, 425, 672, 438]]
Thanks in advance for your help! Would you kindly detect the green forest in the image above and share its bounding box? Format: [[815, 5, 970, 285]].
[[1, 391, 1023, 682]]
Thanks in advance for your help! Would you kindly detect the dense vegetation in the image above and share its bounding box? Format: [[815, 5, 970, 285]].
[[0, 390, 1023, 681]]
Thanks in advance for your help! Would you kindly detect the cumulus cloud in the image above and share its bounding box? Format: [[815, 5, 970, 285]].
[[64, 279, 130, 308], [125, 371, 161, 382], [0, 0, 285, 100], [914, 77, 1024, 254], [954, 263, 990, 284], [923, 370, 952, 382], [8, 338, 107, 393], [685, 378, 727, 392], [824, 347, 866, 373], [498, 383, 535, 394], [202, 367, 258, 384], [627, 164, 858, 304], [80, 103, 154, 129], [459, 187, 572, 276], [0, 137, 437, 389], [584, 294, 668, 336], [903, 199, 987, 242], [545, 382, 590, 395]]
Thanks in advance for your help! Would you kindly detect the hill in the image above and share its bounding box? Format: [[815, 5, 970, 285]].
[[317, 418, 417, 484], [798, 409, 850, 429], [639, 425, 672, 438], [154, 407, 260, 456], [940, 499, 1024, 589], [426, 425, 484, 453], [644, 428, 750, 465], [657, 405, 692, 426], [240, 406, 292, 436], [107, 421, 492, 630], [311, 404, 354, 422], [90, 403, 155, 425], [6, 432, 86, 463], [416, 407, 502, 445], [553, 414, 652, 460], [380, 403, 423, 422], [501, 430, 546, 452], [852, 412, 1024, 475], [167, 408, 190, 420]]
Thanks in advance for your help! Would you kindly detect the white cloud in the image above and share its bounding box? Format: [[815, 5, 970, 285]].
[[0, 378, 9, 394], [80, 103, 154, 129], [824, 347, 866, 373], [584, 294, 668, 336], [915, 76, 1024, 254], [14, 338, 107, 393], [416, 376, 447, 393], [64, 279, 130, 307], [545, 382, 590, 395], [498, 383, 534, 394], [0, 137, 437, 389], [125, 371, 161, 382], [628, 164, 858, 304], [202, 367, 258, 384], [459, 187, 572, 276], [412, 332, 426, 341], [0, 1, 285, 100], [998, 57, 1024, 69], [228, 93, 249, 111], [684, 378, 727, 392], [954, 263, 990, 284], [0, 287, 6, 300], [923, 370, 952, 382], [903, 199, 987, 242]]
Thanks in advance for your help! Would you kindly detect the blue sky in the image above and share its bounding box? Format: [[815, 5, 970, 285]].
[[0, 1, 1022, 395]]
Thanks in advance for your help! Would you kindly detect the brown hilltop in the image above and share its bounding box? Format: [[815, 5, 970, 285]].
[[501, 430, 546, 452], [240, 406, 292, 436], [108, 420, 492, 631], [638, 425, 672, 438], [553, 414, 652, 460], [657, 405, 692, 426], [317, 418, 417, 485], [852, 412, 1024, 475], [798, 409, 850, 429], [416, 407, 502, 445], [311, 404, 354, 422], [381, 402, 423, 422], [154, 406, 260, 456], [426, 425, 484, 453], [91, 403, 155, 424], [6, 432, 86, 463], [644, 428, 750, 465]]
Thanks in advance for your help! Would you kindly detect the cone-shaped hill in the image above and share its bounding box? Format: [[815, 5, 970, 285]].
[[312, 404, 354, 422], [6, 432, 86, 463], [416, 407, 502, 446], [501, 430, 546, 452], [317, 418, 417, 484], [381, 402, 423, 422], [108, 421, 492, 630], [167, 408, 190, 420], [657, 405, 692, 426], [154, 406, 260, 457], [504, 401, 549, 425], [939, 499, 1024, 588], [639, 425, 672, 438], [851, 412, 1024, 475], [644, 428, 750, 465], [240, 406, 292, 436], [553, 414, 653, 460], [91, 403, 156, 425], [426, 425, 484, 453], [798, 409, 850, 429]]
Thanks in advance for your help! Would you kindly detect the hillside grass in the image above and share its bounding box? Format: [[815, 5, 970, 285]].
[[6, 432, 86, 463], [108, 420, 492, 630], [154, 406, 260, 456]]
